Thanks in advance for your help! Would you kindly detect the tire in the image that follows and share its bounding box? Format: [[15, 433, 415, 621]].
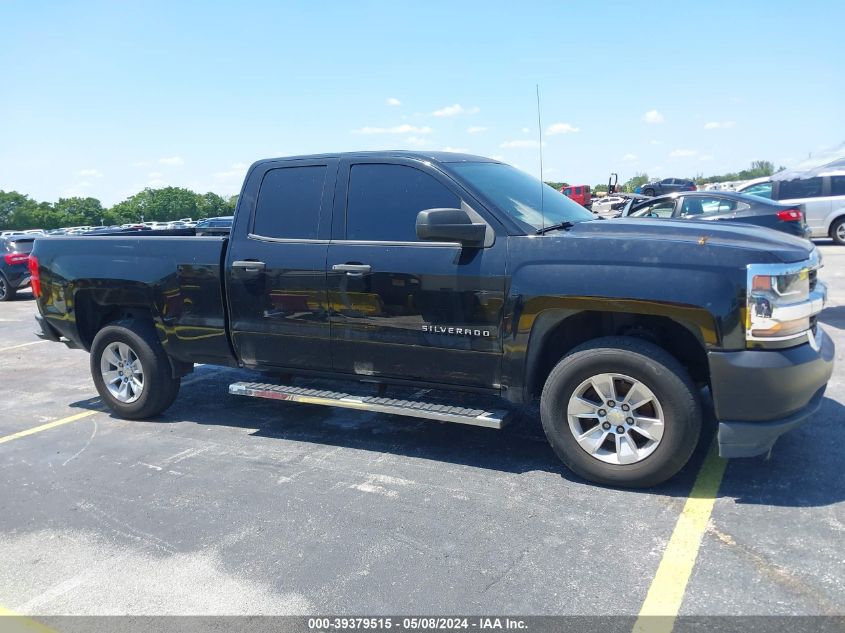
[[0, 273, 15, 302], [540, 336, 702, 488], [90, 319, 181, 419], [830, 217, 845, 245], [643, 188, 655, 197]]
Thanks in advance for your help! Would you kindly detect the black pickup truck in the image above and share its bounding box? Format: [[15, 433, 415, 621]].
[[31, 151, 834, 487]]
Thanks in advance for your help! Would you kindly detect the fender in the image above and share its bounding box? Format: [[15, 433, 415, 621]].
[[499, 257, 743, 404]]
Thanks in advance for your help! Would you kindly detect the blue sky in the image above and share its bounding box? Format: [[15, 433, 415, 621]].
[[1, 0, 843, 206]]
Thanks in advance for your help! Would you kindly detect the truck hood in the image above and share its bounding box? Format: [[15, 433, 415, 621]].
[[565, 218, 813, 264]]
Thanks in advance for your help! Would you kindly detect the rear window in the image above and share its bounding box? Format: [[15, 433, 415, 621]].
[[253, 166, 327, 239], [831, 176, 845, 197], [778, 177, 823, 200], [7, 238, 34, 253]]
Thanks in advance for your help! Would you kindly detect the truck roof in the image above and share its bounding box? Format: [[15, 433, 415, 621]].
[[252, 151, 500, 168]]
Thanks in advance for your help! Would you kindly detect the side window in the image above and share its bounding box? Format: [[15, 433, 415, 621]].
[[778, 177, 823, 200], [831, 176, 845, 197], [631, 200, 676, 217], [563, 188, 572, 196], [346, 164, 460, 242], [253, 166, 327, 239], [682, 197, 736, 216], [742, 183, 773, 199]]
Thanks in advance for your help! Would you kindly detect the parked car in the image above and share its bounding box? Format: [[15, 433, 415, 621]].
[[0, 235, 34, 301], [640, 178, 697, 197], [591, 194, 651, 218], [195, 215, 234, 236], [31, 151, 832, 488], [560, 184, 591, 207], [623, 191, 810, 238]]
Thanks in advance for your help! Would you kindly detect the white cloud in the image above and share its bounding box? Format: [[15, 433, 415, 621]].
[[467, 126, 487, 134], [132, 160, 150, 167], [704, 121, 736, 129], [699, 154, 715, 161], [76, 168, 103, 178], [147, 178, 167, 188], [546, 122, 580, 135], [432, 104, 479, 117], [386, 97, 401, 106], [440, 147, 468, 153], [404, 136, 431, 147], [353, 124, 433, 135], [148, 171, 163, 179], [500, 139, 544, 149], [622, 153, 638, 161], [214, 162, 248, 180], [669, 149, 698, 157], [643, 110, 665, 124], [521, 127, 531, 134], [158, 156, 184, 166]]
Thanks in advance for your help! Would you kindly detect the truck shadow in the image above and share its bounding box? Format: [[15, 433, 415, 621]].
[[69, 365, 845, 507], [819, 306, 845, 331]]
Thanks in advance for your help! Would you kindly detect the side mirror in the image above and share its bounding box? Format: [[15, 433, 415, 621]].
[[415, 208, 486, 245]]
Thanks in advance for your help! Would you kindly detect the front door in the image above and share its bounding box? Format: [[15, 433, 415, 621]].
[[226, 158, 337, 370], [327, 159, 506, 388]]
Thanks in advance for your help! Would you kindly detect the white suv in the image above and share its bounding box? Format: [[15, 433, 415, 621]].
[[738, 175, 845, 244]]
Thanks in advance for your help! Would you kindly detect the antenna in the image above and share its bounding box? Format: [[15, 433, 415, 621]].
[[536, 84, 545, 232]]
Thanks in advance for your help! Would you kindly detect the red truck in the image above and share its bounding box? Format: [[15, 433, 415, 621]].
[[561, 184, 591, 207]]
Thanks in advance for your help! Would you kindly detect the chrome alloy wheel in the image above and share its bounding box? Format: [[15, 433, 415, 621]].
[[567, 372, 665, 465], [836, 223, 845, 242], [100, 341, 144, 403]]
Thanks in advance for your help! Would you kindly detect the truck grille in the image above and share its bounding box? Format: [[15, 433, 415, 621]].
[[809, 268, 817, 292]]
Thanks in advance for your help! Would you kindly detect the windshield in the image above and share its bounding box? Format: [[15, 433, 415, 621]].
[[451, 162, 595, 231]]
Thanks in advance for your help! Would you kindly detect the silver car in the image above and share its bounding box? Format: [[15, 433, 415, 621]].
[[738, 174, 845, 243]]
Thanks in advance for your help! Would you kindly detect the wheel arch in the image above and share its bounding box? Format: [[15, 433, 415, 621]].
[[74, 290, 192, 379], [521, 307, 713, 402]]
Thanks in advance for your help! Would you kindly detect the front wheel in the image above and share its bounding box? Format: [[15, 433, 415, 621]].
[[540, 336, 702, 488], [643, 188, 655, 197], [830, 217, 845, 245], [90, 319, 181, 419]]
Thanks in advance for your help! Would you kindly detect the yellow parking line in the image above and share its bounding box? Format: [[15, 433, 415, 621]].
[[0, 341, 48, 353], [633, 439, 727, 633], [0, 606, 57, 633], [0, 411, 98, 445]]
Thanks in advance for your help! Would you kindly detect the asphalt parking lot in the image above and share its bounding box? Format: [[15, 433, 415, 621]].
[[1, 244, 843, 623]]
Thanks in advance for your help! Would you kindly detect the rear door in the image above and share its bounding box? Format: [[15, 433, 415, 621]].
[[226, 158, 337, 370], [326, 158, 506, 387]]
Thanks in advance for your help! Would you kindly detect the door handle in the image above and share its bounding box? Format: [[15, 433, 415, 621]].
[[232, 260, 266, 273], [332, 264, 372, 274]]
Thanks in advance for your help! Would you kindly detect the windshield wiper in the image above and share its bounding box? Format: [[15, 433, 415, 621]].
[[536, 221, 575, 235]]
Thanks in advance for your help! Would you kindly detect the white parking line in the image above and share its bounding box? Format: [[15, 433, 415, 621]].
[[0, 340, 48, 353]]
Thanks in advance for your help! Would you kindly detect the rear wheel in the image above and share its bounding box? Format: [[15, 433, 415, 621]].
[[90, 319, 180, 419], [540, 336, 702, 488], [643, 188, 655, 197], [0, 273, 15, 302], [830, 217, 845, 245]]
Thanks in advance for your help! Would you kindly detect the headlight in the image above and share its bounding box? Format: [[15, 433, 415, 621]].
[[746, 253, 825, 343]]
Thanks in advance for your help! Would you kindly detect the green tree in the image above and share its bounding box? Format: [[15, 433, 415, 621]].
[[622, 172, 649, 193], [52, 197, 105, 228], [0, 191, 40, 229], [110, 187, 202, 223]]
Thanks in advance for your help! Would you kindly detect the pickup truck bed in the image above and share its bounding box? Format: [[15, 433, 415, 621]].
[[35, 235, 234, 367]]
